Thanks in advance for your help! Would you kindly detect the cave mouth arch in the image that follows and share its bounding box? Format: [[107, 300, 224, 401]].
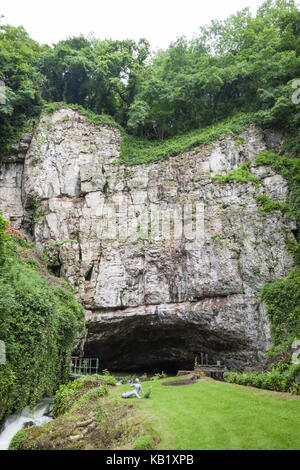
[[83, 318, 246, 373]]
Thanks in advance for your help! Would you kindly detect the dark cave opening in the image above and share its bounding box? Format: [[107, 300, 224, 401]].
[[83, 319, 246, 373], [85, 265, 93, 281], [291, 228, 299, 242], [47, 262, 61, 277]]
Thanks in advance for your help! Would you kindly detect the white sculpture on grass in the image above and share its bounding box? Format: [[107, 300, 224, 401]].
[[122, 378, 144, 399]]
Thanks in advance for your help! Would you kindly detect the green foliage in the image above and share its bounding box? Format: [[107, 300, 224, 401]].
[[100, 375, 117, 386], [256, 194, 291, 215], [266, 337, 295, 359], [30, 157, 41, 167], [150, 371, 167, 381], [0, 363, 15, 416], [71, 385, 108, 412], [53, 379, 83, 417], [43, 102, 123, 132], [256, 150, 300, 243], [119, 113, 255, 165], [260, 268, 300, 345], [212, 233, 226, 246], [49, 239, 77, 247], [285, 234, 300, 266], [0, 213, 8, 265], [39, 37, 150, 126], [126, 0, 300, 139], [0, 219, 84, 419], [25, 257, 39, 270], [53, 374, 114, 416], [8, 429, 28, 450], [254, 150, 300, 353], [213, 161, 261, 186], [127, 99, 151, 136], [234, 137, 245, 148], [0, 24, 43, 150], [132, 434, 155, 450], [224, 362, 300, 394], [9, 376, 148, 450]]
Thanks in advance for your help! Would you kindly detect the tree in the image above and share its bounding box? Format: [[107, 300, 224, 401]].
[[0, 24, 43, 148]]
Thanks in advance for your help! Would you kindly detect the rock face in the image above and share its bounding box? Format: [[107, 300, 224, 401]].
[[0, 130, 33, 229], [0, 109, 296, 370]]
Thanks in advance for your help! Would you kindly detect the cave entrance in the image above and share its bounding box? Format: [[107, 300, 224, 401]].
[[83, 318, 244, 373]]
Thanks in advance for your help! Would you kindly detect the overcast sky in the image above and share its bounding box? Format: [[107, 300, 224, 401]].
[[1, 0, 269, 50]]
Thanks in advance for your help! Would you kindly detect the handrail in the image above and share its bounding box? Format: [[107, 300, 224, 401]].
[[70, 357, 99, 375]]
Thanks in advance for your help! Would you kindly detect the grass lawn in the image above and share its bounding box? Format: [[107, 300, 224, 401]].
[[110, 376, 300, 450]]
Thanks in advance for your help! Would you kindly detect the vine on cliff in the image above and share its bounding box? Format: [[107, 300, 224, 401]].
[[253, 150, 300, 348], [0, 215, 85, 419]]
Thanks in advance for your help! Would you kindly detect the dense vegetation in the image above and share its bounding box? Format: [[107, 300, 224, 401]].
[[119, 112, 255, 165], [0, 0, 299, 154], [256, 150, 300, 246], [53, 373, 116, 417], [0, 215, 84, 420], [255, 151, 300, 347], [224, 362, 300, 393]]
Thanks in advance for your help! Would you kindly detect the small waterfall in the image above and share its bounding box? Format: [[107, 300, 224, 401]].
[[0, 398, 53, 450]]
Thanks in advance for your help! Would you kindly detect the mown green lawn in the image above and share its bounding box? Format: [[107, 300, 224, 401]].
[[110, 377, 300, 450]]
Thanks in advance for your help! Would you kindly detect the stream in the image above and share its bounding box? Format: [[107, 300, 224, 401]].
[[0, 398, 53, 450]]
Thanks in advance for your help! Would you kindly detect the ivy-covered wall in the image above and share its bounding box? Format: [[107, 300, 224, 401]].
[[0, 215, 85, 420], [255, 151, 300, 347]]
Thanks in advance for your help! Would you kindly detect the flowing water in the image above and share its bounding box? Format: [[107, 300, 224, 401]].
[[0, 398, 53, 450]]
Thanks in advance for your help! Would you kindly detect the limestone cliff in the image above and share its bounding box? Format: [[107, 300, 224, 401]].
[[0, 109, 296, 370]]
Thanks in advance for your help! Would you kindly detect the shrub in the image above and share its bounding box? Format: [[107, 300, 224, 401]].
[[224, 363, 300, 394], [132, 434, 155, 450], [261, 269, 300, 346], [150, 371, 167, 381], [213, 161, 261, 186], [53, 375, 113, 416], [255, 194, 291, 215], [8, 429, 28, 450]]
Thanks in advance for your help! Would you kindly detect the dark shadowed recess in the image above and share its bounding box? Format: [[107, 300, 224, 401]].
[[83, 318, 249, 372]]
